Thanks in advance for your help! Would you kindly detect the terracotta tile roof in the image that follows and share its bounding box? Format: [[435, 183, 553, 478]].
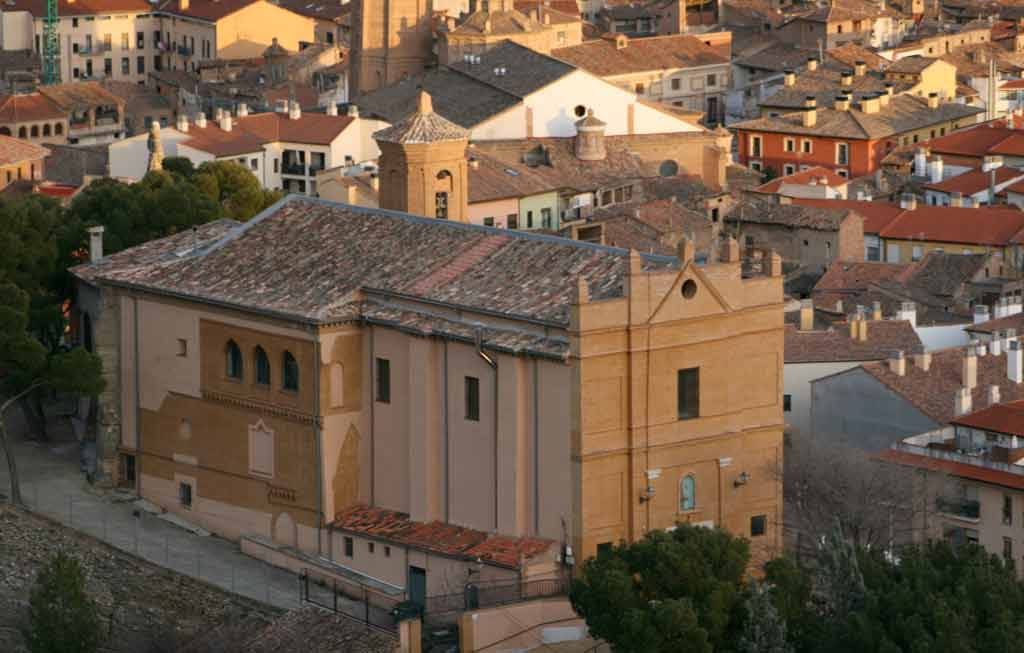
[[0, 92, 65, 123], [878, 447, 1024, 491], [551, 34, 728, 77], [755, 166, 848, 194], [38, 81, 123, 111], [799, 0, 901, 22], [735, 95, 985, 140], [72, 195, 677, 332], [732, 41, 815, 73], [951, 399, 1024, 436], [1000, 79, 1024, 90], [232, 111, 354, 146], [814, 261, 912, 292], [862, 345, 1024, 424], [886, 55, 938, 74], [791, 198, 904, 233], [727, 198, 857, 231], [275, 0, 350, 20], [572, 198, 714, 256], [263, 84, 320, 111], [785, 319, 922, 363], [926, 123, 1021, 157], [330, 504, 554, 568], [43, 144, 107, 186], [0, 135, 49, 166], [373, 95, 468, 144], [180, 122, 268, 157], [467, 150, 556, 202], [0, 0, 151, 17], [825, 43, 889, 72], [446, 41, 575, 98], [451, 9, 545, 35], [964, 312, 1024, 335], [906, 251, 987, 298], [759, 66, 912, 111], [881, 204, 1024, 246], [923, 167, 1024, 194], [158, 0, 263, 22], [987, 134, 1024, 157]]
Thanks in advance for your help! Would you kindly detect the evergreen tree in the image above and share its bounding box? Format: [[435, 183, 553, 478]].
[[25, 551, 101, 653], [740, 578, 793, 653]]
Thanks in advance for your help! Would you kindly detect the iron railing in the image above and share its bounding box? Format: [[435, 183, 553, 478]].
[[298, 567, 400, 634]]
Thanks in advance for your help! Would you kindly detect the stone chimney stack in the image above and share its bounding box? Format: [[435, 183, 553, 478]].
[[963, 346, 978, 390], [802, 96, 817, 128], [858, 310, 868, 341], [950, 191, 963, 207], [914, 350, 932, 372], [928, 92, 940, 109], [889, 350, 906, 376], [989, 384, 1001, 406], [914, 147, 928, 177], [897, 301, 916, 328], [807, 57, 818, 71], [1010, 340, 1023, 384], [219, 112, 232, 132], [841, 70, 853, 86], [237, 103, 248, 118], [929, 156, 943, 184], [195, 112, 207, 128], [87, 226, 104, 262], [289, 100, 301, 120], [993, 331, 1003, 356], [784, 69, 796, 86], [900, 193, 917, 210], [800, 298, 814, 331], [872, 300, 882, 321], [855, 60, 866, 76], [326, 102, 338, 116], [574, 109, 607, 161], [955, 387, 973, 416], [347, 104, 360, 118], [176, 113, 189, 133]]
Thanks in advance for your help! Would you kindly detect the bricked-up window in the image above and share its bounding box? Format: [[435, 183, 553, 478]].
[[282, 351, 299, 391], [751, 514, 767, 537], [226, 340, 243, 379], [465, 376, 480, 421], [344, 536, 354, 557], [677, 368, 699, 420], [376, 358, 391, 403], [254, 346, 270, 385]]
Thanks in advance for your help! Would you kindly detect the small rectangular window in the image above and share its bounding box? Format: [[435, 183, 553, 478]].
[[384, 545, 391, 557], [376, 358, 391, 403], [368, 542, 375, 554], [250, 158, 258, 170], [465, 376, 480, 421], [677, 368, 699, 420], [1005, 495, 1014, 526], [1004, 537, 1014, 568], [784, 138, 795, 152], [802, 139, 812, 153], [783, 394, 792, 412], [344, 536, 354, 557], [751, 514, 767, 537], [179, 482, 192, 508], [671, 78, 680, 90], [176, 338, 187, 357], [596, 542, 612, 556], [483, 217, 494, 227]]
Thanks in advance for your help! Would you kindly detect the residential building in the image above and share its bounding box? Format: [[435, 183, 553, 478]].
[[881, 398, 1024, 573], [0, 92, 69, 145], [752, 166, 849, 198], [550, 32, 731, 124], [276, 0, 350, 46], [923, 166, 1024, 206], [784, 298, 922, 437], [811, 339, 1024, 450], [561, 196, 719, 257], [734, 94, 984, 178], [101, 80, 174, 136], [71, 190, 786, 596], [108, 103, 387, 194], [38, 81, 126, 145], [773, 0, 910, 50], [0, 0, 316, 84], [0, 134, 49, 190]]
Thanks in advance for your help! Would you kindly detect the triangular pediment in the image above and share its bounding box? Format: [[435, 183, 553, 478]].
[[647, 261, 732, 325]]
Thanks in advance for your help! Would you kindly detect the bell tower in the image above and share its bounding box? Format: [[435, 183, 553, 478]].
[[373, 91, 470, 221], [351, 0, 434, 97]]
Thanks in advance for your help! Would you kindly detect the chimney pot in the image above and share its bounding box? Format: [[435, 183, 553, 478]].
[[989, 384, 1001, 406], [800, 298, 814, 331], [872, 300, 882, 321], [347, 104, 359, 118], [807, 57, 818, 71], [914, 351, 932, 371], [955, 386, 973, 416], [900, 193, 917, 210], [889, 350, 906, 376], [928, 92, 940, 109], [195, 112, 207, 128], [87, 226, 104, 262], [963, 346, 978, 389], [1010, 340, 1023, 384]]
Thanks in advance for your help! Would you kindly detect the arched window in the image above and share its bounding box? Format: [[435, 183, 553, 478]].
[[330, 362, 344, 408], [18, 126, 26, 138], [54, 123, 63, 135], [226, 340, 243, 379], [680, 474, 696, 511], [42, 124, 51, 137], [282, 351, 299, 391], [0, 127, 10, 136], [254, 346, 270, 386], [30, 125, 38, 138], [435, 170, 452, 219]]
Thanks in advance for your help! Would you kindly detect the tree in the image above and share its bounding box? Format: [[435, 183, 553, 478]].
[[193, 160, 282, 220], [570, 525, 750, 652], [740, 578, 793, 653], [162, 156, 196, 178], [25, 551, 102, 653], [0, 284, 104, 505]]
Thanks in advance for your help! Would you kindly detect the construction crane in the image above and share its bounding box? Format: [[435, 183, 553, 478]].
[[42, 0, 60, 84]]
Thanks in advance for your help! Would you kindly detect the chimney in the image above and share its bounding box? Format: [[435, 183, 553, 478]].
[[347, 104, 359, 118], [928, 92, 939, 109], [841, 70, 853, 86], [800, 298, 814, 331], [784, 69, 796, 87], [897, 301, 916, 328], [884, 82, 895, 97], [237, 103, 248, 118], [950, 191, 963, 207], [858, 312, 868, 341], [807, 57, 818, 72], [574, 109, 607, 161], [889, 350, 906, 376], [963, 346, 978, 389], [974, 304, 991, 324], [929, 156, 944, 184], [900, 193, 917, 210], [860, 94, 881, 114], [989, 384, 1001, 406], [802, 97, 817, 128], [195, 111, 207, 128], [834, 95, 850, 111], [978, 342, 988, 357], [370, 172, 379, 192], [176, 113, 189, 133], [913, 147, 928, 177], [914, 350, 932, 371], [180, 0, 189, 11], [835, 299, 844, 313], [326, 102, 338, 116], [993, 332, 1003, 356], [849, 313, 859, 339], [469, 157, 480, 169], [855, 60, 866, 76], [872, 300, 882, 321], [1010, 340, 1023, 383], [219, 113, 232, 131], [288, 100, 301, 120], [87, 226, 104, 262], [955, 387, 973, 416]]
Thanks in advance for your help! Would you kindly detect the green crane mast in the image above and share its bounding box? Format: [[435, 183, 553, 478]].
[[42, 0, 60, 84]]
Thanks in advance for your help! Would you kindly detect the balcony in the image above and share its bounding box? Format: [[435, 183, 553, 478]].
[[281, 162, 307, 176], [177, 46, 193, 57], [78, 44, 112, 56], [936, 496, 980, 520]]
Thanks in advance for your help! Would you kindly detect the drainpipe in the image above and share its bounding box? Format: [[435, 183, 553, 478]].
[[475, 329, 498, 531], [314, 336, 323, 557], [369, 326, 375, 506]]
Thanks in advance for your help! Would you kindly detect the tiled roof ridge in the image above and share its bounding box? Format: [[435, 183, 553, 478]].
[[408, 233, 512, 295]]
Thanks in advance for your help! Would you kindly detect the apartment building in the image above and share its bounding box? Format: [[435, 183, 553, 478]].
[[71, 184, 785, 599], [0, 0, 315, 85], [0, 134, 49, 190]]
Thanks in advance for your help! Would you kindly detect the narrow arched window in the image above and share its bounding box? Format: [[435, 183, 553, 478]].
[[680, 474, 696, 511], [282, 351, 299, 391], [42, 124, 51, 136], [30, 125, 38, 137], [18, 126, 26, 138], [226, 340, 243, 379], [254, 346, 270, 386], [54, 123, 63, 135]]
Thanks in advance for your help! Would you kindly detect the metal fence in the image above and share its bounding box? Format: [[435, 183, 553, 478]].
[[423, 576, 570, 627], [299, 566, 400, 634]]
